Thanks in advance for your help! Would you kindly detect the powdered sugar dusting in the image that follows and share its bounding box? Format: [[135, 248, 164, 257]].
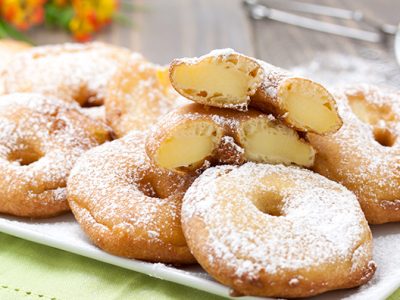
[[291, 51, 400, 89], [81, 106, 106, 122], [257, 59, 292, 100], [177, 48, 236, 64], [220, 136, 244, 154]]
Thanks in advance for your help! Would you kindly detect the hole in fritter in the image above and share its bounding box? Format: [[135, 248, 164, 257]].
[[8, 144, 43, 166], [348, 95, 395, 125], [132, 170, 168, 199], [252, 190, 284, 217], [76, 85, 103, 108], [137, 180, 159, 198], [373, 127, 396, 147], [81, 99, 103, 108]]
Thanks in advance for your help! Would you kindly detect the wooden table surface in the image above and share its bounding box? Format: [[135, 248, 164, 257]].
[[30, 0, 400, 73]]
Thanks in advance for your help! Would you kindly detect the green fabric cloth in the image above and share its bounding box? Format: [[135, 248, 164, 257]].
[[0, 232, 223, 300], [389, 290, 400, 300], [0, 232, 399, 300]]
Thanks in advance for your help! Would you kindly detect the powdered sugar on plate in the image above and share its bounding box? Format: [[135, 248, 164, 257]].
[[290, 49, 400, 89]]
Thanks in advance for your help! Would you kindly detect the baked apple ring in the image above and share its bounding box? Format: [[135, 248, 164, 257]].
[[182, 163, 375, 298]]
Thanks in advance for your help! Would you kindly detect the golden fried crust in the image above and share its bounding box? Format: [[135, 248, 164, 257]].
[[309, 85, 400, 224], [67, 131, 196, 264], [169, 49, 342, 134], [146, 103, 315, 173], [0, 93, 111, 218], [0, 42, 130, 107], [106, 54, 186, 137], [182, 163, 375, 298]]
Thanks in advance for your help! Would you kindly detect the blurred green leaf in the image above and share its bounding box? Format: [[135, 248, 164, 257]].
[[0, 19, 33, 44], [44, 3, 74, 30]]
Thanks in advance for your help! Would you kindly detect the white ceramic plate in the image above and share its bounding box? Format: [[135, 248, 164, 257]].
[[0, 213, 399, 300], [0, 214, 400, 300]]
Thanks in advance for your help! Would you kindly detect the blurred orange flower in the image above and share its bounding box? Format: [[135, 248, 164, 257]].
[[0, 0, 46, 30], [69, 0, 118, 41], [0, 0, 120, 41]]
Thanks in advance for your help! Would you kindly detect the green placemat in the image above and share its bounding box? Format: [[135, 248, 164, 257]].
[[389, 289, 400, 300], [0, 232, 399, 300], [0, 232, 223, 300]]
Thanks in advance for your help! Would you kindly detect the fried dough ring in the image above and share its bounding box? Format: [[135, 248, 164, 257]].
[[0, 93, 111, 218], [146, 103, 315, 172], [309, 85, 400, 224], [0, 42, 130, 117], [182, 163, 375, 298], [67, 131, 196, 264], [106, 53, 187, 137]]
